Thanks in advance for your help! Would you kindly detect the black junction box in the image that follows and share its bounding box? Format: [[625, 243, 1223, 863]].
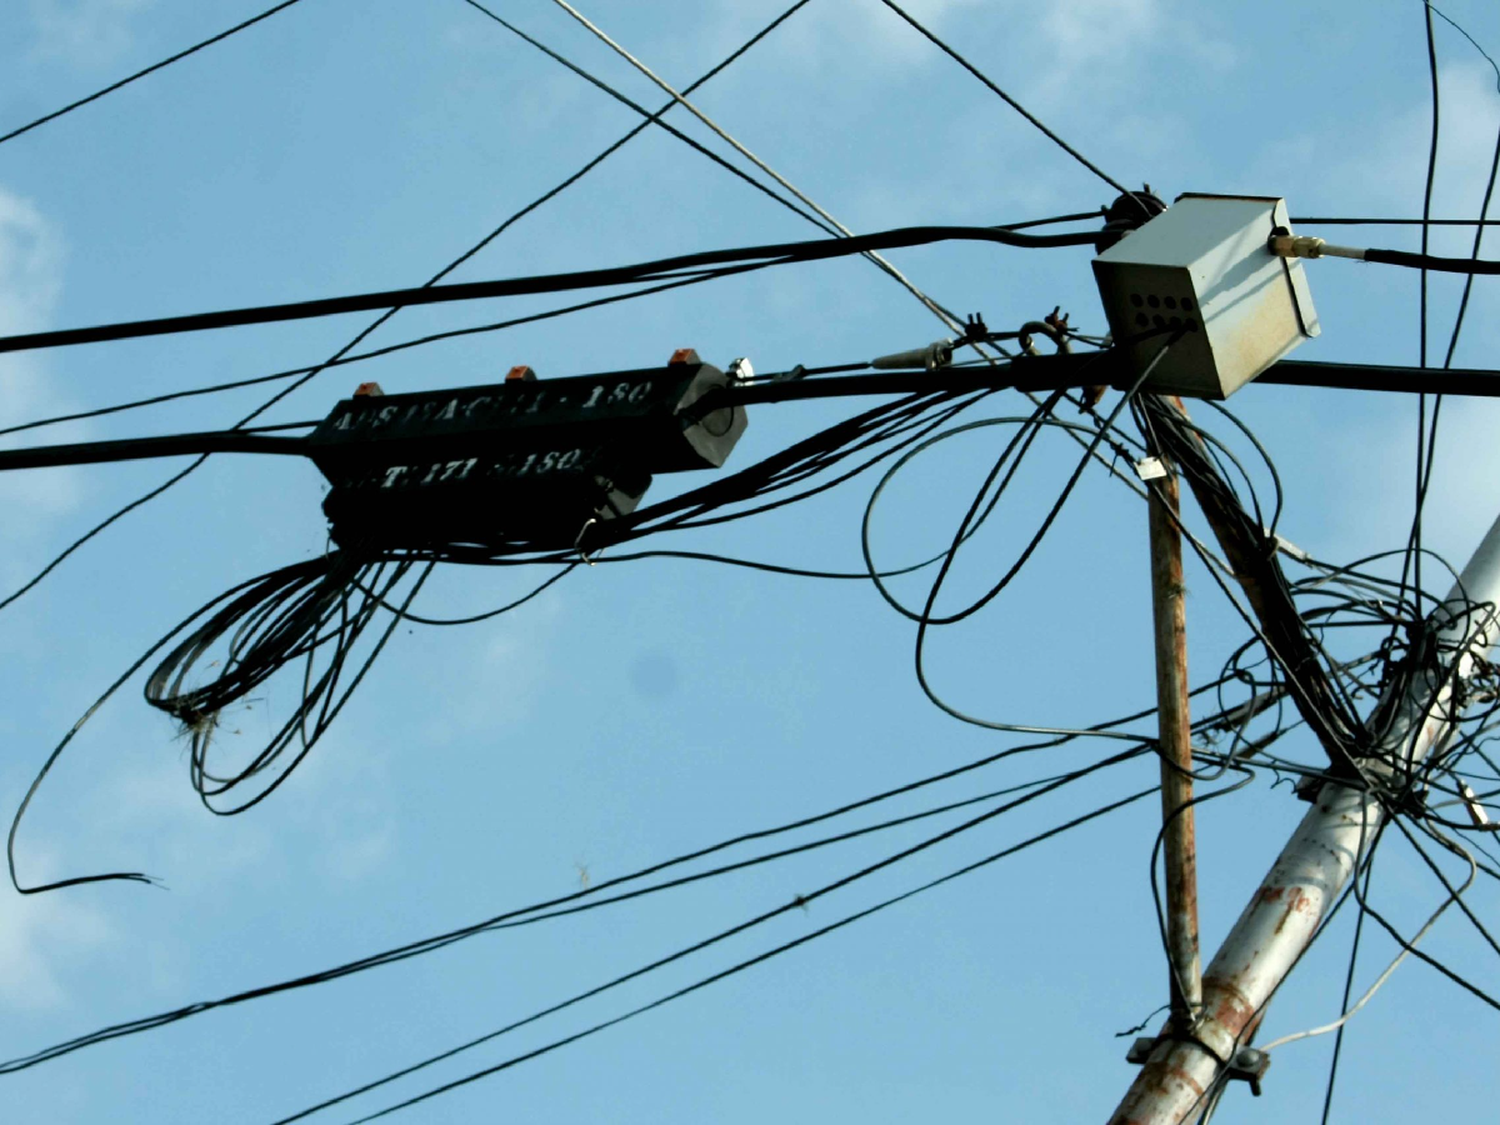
[[307, 357, 747, 549]]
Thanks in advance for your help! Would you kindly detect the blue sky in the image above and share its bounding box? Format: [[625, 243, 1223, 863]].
[[0, 1, 1498, 1122]]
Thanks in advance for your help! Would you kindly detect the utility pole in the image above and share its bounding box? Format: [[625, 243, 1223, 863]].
[[1107, 507, 1500, 1124], [1145, 445, 1201, 1030]]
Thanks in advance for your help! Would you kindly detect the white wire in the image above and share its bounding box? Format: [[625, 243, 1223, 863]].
[[544, 0, 969, 336], [542, 0, 1176, 517], [1259, 841, 1476, 1052]]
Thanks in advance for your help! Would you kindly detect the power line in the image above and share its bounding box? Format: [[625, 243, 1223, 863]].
[[0, 592, 1263, 1075], [0, 211, 1105, 443], [874, 0, 1145, 213], [542, 0, 973, 336], [0, 0, 310, 148], [459, 0, 837, 238], [0, 0, 828, 621], [279, 780, 1159, 1124], [14, 354, 1500, 476], [1427, 2, 1500, 91], [0, 224, 1097, 355], [1292, 216, 1500, 226]]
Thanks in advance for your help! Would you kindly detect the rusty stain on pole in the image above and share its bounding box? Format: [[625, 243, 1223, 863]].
[[1147, 457, 1202, 1029]]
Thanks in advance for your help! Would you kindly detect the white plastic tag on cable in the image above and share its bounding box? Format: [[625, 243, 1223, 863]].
[[1134, 456, 1168, 481], [1273, 533, 1310, 563]]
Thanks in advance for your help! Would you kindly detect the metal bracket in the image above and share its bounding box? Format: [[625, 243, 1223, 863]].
[[1125, 1037, 1157, 1065], [1225, 1047, 1270, 1096], [574, 517, 600, 565], [1125, 1038, 1269, 1097]]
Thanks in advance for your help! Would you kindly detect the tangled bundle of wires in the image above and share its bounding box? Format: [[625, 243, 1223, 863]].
[[1136, 389, 1500, 822], [11, 331, 1500, 1119], [8, 376, 1012, 893], [143, 553, 427, 813]]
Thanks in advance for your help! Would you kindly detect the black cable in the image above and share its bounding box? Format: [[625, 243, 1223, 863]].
[[1135, 394, 1366, 774], [0, 259, 785, 453], [1319, 858, 1377, 1124], [899, 345, 1171, 741], [862, 408, 1085, 623], [1351, 853, 1500, 1012], [0, 456, 205, 617], [1359, 246, 1500, 274], [2, 669, 1259, 1074], [353, 563, 577, 626], [0, 1, 822, 623], [1259, 359, 1500, 396], [1442, 115, 1500, 368], [0, 357, 1122, 480], [874, 0, 1145, 214], [1394, 70, 1500, 710], [0, 224, 1098, 356], [0, 211, 1108, 443], [276, 761, 1146, 1123], [0, 427, 311, 471], [1291, 217, 1500, 226], [1172, 854, 1376, 1125], [0, 0, 308, 148], [6, 560, 324, 892], [279, 782, 1160, 1125], [1146, 764, 1259, 1018], [459, 0, 837, 239], [6, 552, 436, 892], [1427, 3, 1500, 90], [1413, 0, 1442, 617], [1384, 803, 1500, 966]]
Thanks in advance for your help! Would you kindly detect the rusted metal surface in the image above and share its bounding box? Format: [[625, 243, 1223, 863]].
[[1107, 509, 1500, 1125], [1147, 462, 1201, 1028], [1149, 395, 1360, 776], [1107, 784, 1381, 1125]]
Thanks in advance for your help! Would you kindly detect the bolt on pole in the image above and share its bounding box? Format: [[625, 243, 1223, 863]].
[[1146, 455, 1202, 1030], [1107, 506, 1500, 1125]]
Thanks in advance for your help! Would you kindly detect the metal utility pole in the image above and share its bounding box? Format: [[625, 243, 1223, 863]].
[[1145, 451, 1201, 1029], [1108, 507, 1500, 1124]]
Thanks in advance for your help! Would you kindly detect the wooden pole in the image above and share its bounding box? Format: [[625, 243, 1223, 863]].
[[1147, 459, 1202, 1031]]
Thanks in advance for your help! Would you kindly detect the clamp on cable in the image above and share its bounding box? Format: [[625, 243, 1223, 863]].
[[575, 516, 600, 565]]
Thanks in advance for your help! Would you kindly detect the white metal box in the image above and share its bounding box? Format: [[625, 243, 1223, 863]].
[[1091, 194, 1319, 399]]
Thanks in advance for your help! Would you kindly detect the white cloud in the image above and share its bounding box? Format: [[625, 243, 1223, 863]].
[[87, 754, 276, 891], [826, 0, 1234, 90], [26, 0, 156, 71], [0, 851, 111, 1011], [0, 190, 61, 340], [1026, 0, 1235, 104], [1039, 0, 1162, 65], [323, 824, 394, 883], [0, 187, 86, 580], [714, 0, 986, 71], [429, 585, 569, 736], [1302, 61, 1500, 564], [1325, 61, 1500, 221]]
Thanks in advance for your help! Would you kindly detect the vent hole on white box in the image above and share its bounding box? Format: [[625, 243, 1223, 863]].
[[1128, 292, 1199, 327]]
